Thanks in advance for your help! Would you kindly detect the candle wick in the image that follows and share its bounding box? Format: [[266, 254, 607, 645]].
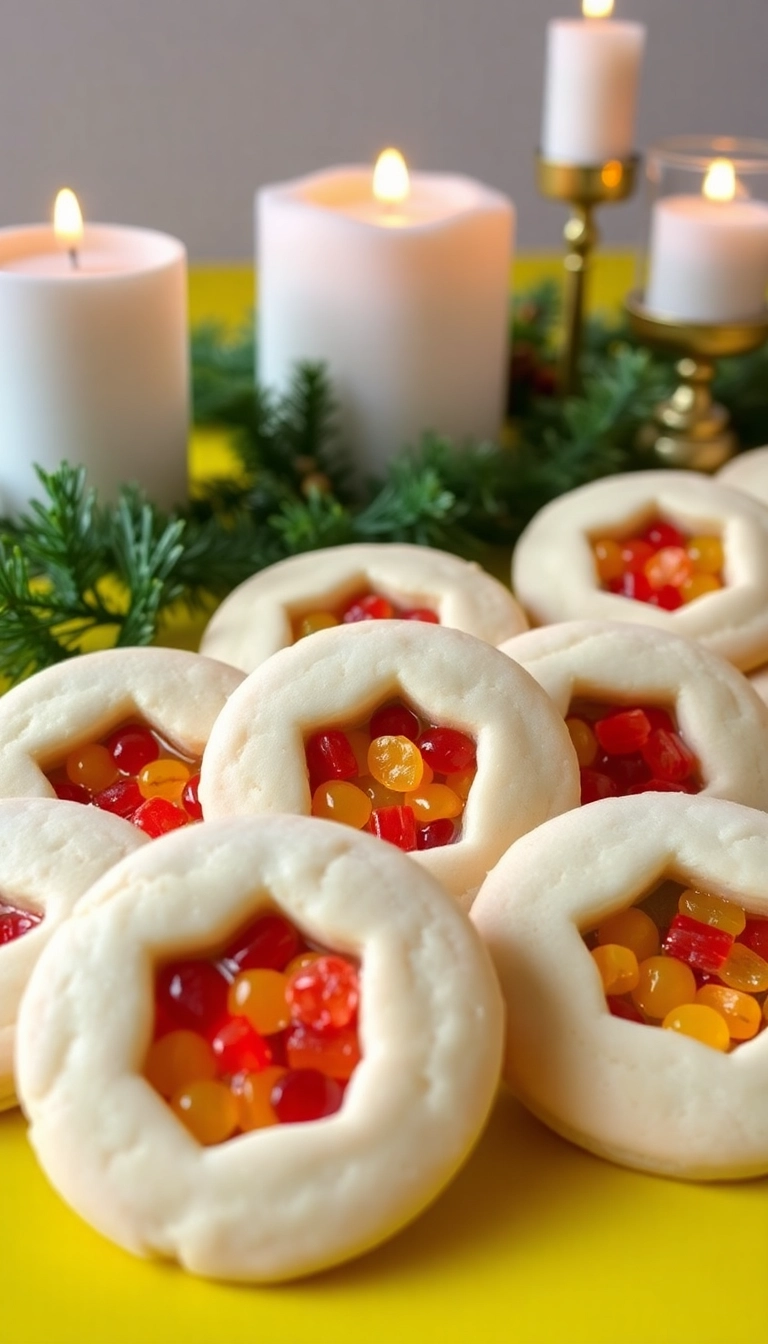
[[68, 247, 79, 271]]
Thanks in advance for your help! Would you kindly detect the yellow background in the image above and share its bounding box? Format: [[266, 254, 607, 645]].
[[3, 259, 767, 1343]]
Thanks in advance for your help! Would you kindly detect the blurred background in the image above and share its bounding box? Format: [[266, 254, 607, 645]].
[[0, 0, 765, 259]]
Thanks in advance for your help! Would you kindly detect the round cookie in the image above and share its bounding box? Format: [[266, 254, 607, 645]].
[[471, 793, 768, 1181], [198, 621, 581, 908], [511, 470, 768, 670], [16, 814, 505, 1282], [499, 620, 768, 809], [0, 647, 244, 806], [0, 798, 146, 1110], [717, 446, 768, 507], [199, 543, 528, 673]]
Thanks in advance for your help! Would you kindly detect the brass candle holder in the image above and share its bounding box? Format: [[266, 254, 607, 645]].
[[625, 293, 768, 472], [536, 152, 639, 395]]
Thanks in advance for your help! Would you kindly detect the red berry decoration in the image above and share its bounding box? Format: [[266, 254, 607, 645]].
[[648, 585, 683, 611], [287, 955, 359, 1032], [106, 726, 160, 775], [270, 1069, 344, 1124], [417, 727, 476, 774]]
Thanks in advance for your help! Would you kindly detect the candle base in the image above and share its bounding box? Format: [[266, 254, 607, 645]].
[[625, 294, 768, 472], [536, 153, 639, 396]]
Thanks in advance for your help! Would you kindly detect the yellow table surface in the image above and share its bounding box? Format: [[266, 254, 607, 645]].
[[4, 260, 768, 1344]]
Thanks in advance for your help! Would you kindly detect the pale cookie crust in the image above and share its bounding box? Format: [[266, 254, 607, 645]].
[[0, 799, 145, 1109], [0, 648, 244, 800], [16, 814, 505, 1282], [511, 470, 768, 670], [199, 543, 528, 673], [717, 446, 768, 507], [471, 793, 768, 1180], [499, 620, 768, 810], [199, 621, 581, 908]]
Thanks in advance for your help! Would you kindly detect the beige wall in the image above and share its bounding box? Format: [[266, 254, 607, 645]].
[[1, 0, 766, 258]]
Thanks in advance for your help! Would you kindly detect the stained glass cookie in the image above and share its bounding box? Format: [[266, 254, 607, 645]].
[[16, 814, 504, 1281], [471, 793, 768, 1180], [199, 621, 580, 907], [499, 620, 768, 809], [511, 470, 768, 670], [199, 542, 528, 673], [0, 798, 146, 1109]]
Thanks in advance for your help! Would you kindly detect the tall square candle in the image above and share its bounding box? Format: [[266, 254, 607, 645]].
[[257, 156, 514, 477]]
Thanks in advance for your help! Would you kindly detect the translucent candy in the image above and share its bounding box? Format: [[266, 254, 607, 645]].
[[225, 913, 301, 973], [287, 955, 359, 1032], [687, 534, 724, 575], [591, 944, 639, 995], [417, 818, 456, 849], [65, 743, 118, 793], [171, 1079, 239, 1145], [311, 780, 372, 830], [566, 718, 598, 767], [296, 611, 338, 639], [445, 767, 476, 800], [680, 573, 722, 604], [156, 959, 231, 1033], [145, 1030, 217, 1097], [367, 735, 424, 791], [662, 1002, 730, 1051], [621, 539, 654, 574], [228, 969, 291, 1035], [106, 726, 160, 775], [595, 710, 651, 755], [92, 778, 143, 818], [132, 797, 188, 837], [678, 889, 746, 936], [597, 907, 659, 962], [644, 547, 693, 592], [641, 730, 696, 784], [369, 805, 417, 850], [740, 918, 768, 960], [632, 955, 697, 1018], [235, 1066, 287, 1130], [405, 783, 463, 823], [580, 769, 618, 804], [0, 899, 42, 945], [305, 730, 358, 785], [181, 773, 203, 820], [663, 914, 734, 973], [138, 757, 190, 803], [642, 521, 685, 549], [210, 1017, 272, 1075], [270, 1068, 344, 1123], [417, 727, 476, 775], [356, 775, 403, 810], [285, 1022, 361, 1080], [342, 593, 395, 622], [369, 703, 420, 741], [696, 985, 761, 1041], [718, 941, 768, 993], [593, 538, 624, 583]]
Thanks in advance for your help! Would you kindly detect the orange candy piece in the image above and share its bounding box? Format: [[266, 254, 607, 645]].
[[286, 1023, 361, 1080], [145, 1030, 217, 1097], [138, 757, 190, 803], [696, 984, 761, 1041], [591, 944, 639, 996], [686, 535, 724, 575], [662, 1002, 730, 1051], [405, 783, 463, 823], [644, 547, 693, 592], [566, 718, 598, 768], [678, 888, 746, 937], [311, 780, 372, 829], [445, 767, 475, 800], [367, 735, 424, 792], [171, 1079, 239, 1145], [680, 573, 722, 604], [631, 955, 696, 1019], [65, 743, 118, 793], [597, 907, 659, 962], [235, 1066, 288, 1131], [295, 611, 339, 639], [718, 941, 768, 993], [228, 969, 291, 1035], [593, 538, 624, 583]]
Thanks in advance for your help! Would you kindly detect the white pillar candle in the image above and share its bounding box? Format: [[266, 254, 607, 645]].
[[0, 194, 189, 513], [257, 154, 514, 478], [645, 160, 768, 323], [541, 1, 645, 165]]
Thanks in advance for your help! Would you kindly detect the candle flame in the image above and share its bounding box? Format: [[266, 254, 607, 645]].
[[703, 159, 736, 203], [373, 149, 410, 205], [582, 0, 614, 16], [53, 188, 84, 246]]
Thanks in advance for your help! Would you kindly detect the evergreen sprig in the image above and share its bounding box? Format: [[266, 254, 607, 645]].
[[4, 286, 768, 686]]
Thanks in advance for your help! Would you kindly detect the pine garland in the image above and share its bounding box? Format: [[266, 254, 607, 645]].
[[3, 285, 768, 684]]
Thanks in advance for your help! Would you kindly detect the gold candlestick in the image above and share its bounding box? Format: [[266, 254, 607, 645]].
[[625, 293, 768, 472], [536, 152, 639, 395]]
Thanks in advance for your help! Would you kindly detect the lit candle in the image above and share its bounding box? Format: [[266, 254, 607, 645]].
[[645, 160, 768, 323], [0, 190, 189, 513], [541, 0, 646, 165], [257, 152, 514, 477]]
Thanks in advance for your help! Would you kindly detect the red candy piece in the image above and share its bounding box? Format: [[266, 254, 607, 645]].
[[181, 773, 203, 820], [369, 805, 417, 851], [224, 912, 301, 972], [644, 706, 676, 734], [270, 1068, 344, 1124], [156, 959, 231, 1033], [287, 955, 359, 1032], [417, 818, 456, 849], [621, 539, 655, 573], [210, 1016, 272, 1075], [285, 1022, 361, 1079], [51, 779, 91, 804], [580, 769, 619, 804], [598, 751, 651, 792], [595, 710, 651, 756], [663, 914, 734, 974], [402, 608, 439, 623], [342, 593, 395, 622], [92, 777, 144, 818], [106, 725, 160, 775], [0, 901, 42, 944], [618, 572, 653, 602], [648, 584, 683, 611], [641, 729, 696, 783], [369, 703, 420, 742], [739, 918, 768, 960], [305, 731, 358, 786], [641, 521, 686, 549], [417, 727, 476, 774], [132, 796, 188, 837], [607, 996, 644, 1023]]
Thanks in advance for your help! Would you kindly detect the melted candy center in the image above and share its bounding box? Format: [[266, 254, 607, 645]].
[[585, 879, 768, 1050], [306, 700, 476, 851], [293, 590, 439, 641], [146, 911, 361, 1144], [592, 520, 724, 608], [0, 897, 43, 945], [45, 720, 202, 838], [567, 700, 701, 805]]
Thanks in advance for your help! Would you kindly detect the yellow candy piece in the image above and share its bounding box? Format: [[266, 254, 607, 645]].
[[445, 767, 475, 800], [138, 757, 190, 802], [171, 1079, 239, 1145], [566, 717, 598, 768], [228, 969, 291, 1035], [405, 783, 463, 823], [696, 984, 761, 1041], [678, 888, 746, 936], [662, 1002, 730, 1052], [65, 743, 118, 793], [368, 735, 424, 792], [718, 940, 768, 993], [632, 955, 696, 1019], [356, 775, 403, 808], [311, 780, 372, 829], [680, 573, 722, 604], [591, 943, 639, 995], [593, 538, 624, 583], [686, 534, 724, 575], [295, 610, 339, 639], [597, 907, 659, 962], [145, 1030, 217, 1098], [285, 950, 324, 977], [235, 1066, 287, 1131], [345, 728, 372, 776]]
